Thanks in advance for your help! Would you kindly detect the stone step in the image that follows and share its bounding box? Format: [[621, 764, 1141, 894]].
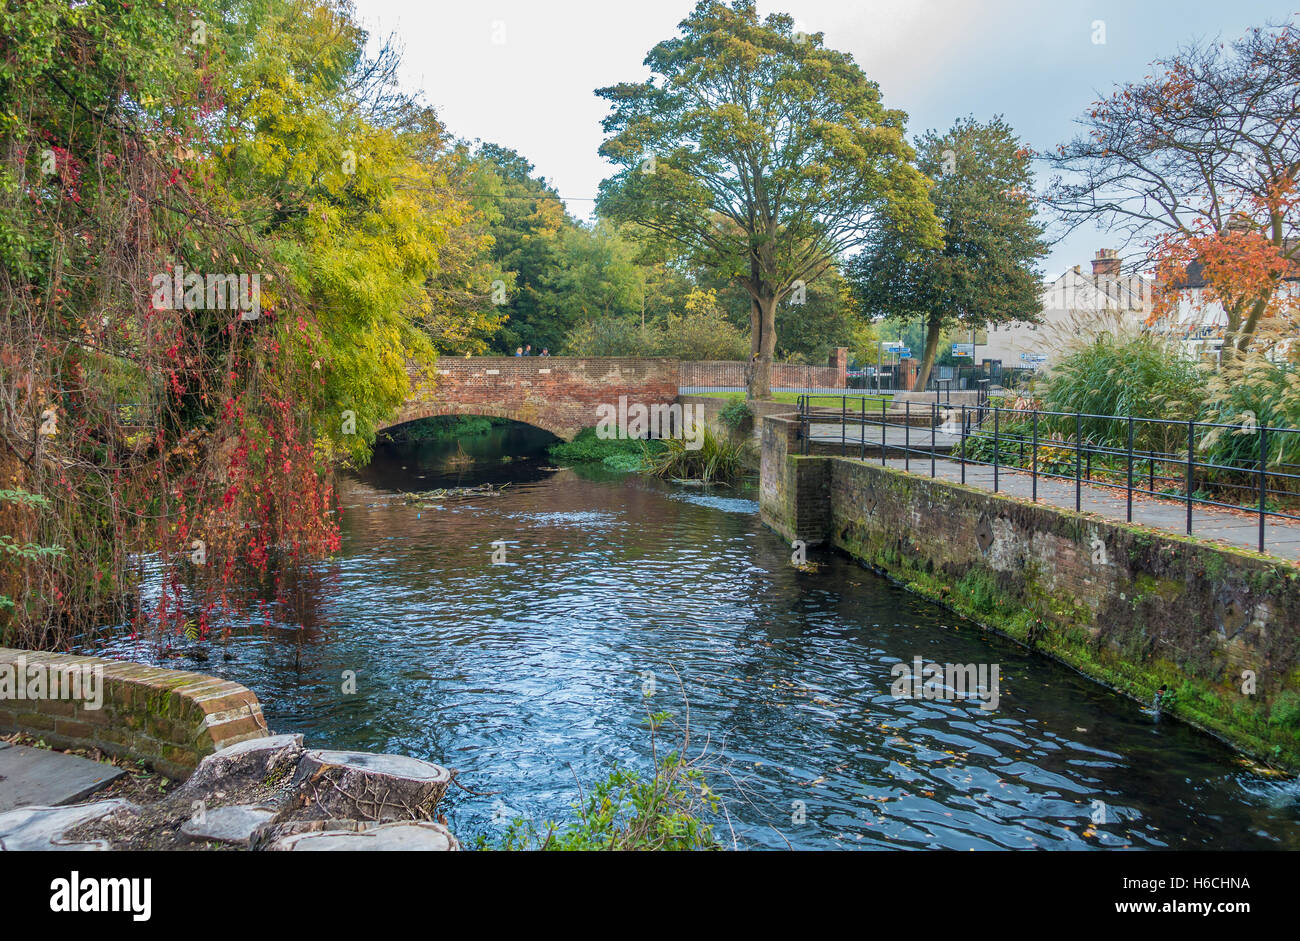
[[0, 744, 125, 813]]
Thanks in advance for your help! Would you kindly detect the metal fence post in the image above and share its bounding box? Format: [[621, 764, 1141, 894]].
[[961, 404, 967, 485], [931, 401, 937, 478], [1186, 420, 1194, 535], [1126, 416, 1134, 523], [993, 406, 1000, 493], [860, 395, 866, 460], [905, 400, 910, 472], [1031, 410, 1039, 502], [881, 396, 886, 466], [1075, 412, 1082, 512], [1259, 424, 1268, 553], [841, 395, 846, 456]]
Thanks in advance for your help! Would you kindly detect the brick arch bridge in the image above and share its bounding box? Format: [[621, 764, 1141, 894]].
[[382, 357, 682, 441]]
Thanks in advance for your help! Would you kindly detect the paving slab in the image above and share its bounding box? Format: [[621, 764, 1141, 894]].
[[0, 744, 125, 813], [0, 799, 133, 850], [180, 804, 278, 847]]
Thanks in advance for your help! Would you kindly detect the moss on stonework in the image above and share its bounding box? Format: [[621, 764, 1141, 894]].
[[827, 523, 1300, 773], [766, 451, 1300, 770]]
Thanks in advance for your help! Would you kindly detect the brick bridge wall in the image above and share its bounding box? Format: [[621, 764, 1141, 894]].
[[387, 357, 681, 441], [681, 357, 847, 389]]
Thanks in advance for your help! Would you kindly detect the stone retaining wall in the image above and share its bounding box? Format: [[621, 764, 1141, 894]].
[[0, 648, 268, 779], [758, 414, 1300, 769]]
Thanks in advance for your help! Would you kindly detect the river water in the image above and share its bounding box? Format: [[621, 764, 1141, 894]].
[[100, 423, 1299, 849]]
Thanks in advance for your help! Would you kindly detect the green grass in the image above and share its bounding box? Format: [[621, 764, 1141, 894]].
[[549, 427, 664, 465]]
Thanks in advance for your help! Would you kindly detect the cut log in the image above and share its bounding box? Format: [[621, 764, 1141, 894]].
[[177, 732, 305, 807], [264, 820, 459, 851], [283, 749, 453, 823]]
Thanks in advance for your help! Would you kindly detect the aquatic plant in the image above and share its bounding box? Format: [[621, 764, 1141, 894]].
[[642, 426, 750, 484], [496, 708, 722, 851], [548, 427, 662, 464], [444, 443, 475, 469]]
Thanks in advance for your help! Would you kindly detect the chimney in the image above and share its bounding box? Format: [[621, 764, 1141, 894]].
[[1224, 213, 1253, 234], [1092, 248, 1121, 277]]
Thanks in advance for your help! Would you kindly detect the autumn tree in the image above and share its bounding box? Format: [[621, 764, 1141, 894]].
[[848, 116, 1047, 391], [0, 0, 486, 645], [595, 0, 939, 399], [412, 135, 509, 356], [1043, 20, 1300, 366]]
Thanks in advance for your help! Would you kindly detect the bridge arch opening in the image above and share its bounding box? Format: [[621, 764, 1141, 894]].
[[377, 404, 576, 443], [363, 414, 562, 493], [377, 413, 562, 446]]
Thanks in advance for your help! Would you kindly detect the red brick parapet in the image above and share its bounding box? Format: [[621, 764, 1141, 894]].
[[0, 647, 269, 780], [391, 357, 681, 441]]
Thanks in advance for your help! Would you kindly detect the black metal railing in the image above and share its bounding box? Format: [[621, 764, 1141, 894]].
[[925, 364, 1036, 393], [796, 394, 1300, 555]]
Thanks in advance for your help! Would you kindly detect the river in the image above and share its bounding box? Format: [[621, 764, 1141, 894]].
[[99, 422, 1299, 849]]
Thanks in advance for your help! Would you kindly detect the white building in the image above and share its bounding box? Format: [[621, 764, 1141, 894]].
[[978, 249, 1151, 371], [1159, 252, 1300, 362]]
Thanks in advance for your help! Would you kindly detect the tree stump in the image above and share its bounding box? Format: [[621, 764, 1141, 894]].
[[281, 749, 453, 823]]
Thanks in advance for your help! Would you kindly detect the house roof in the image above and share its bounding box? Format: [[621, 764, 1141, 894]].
[[1040, 267, 1151, 310], [1173, 239, 1300, 289]]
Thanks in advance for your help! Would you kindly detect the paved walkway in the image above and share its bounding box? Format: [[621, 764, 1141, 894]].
[[806, 423, 1300, 559], [0, 743, 124, 813], [809, 421, 960, 453]]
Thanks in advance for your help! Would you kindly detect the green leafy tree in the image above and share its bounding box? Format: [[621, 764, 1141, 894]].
[[540, 220, 645, 326], [595, 0, 939, 399], [849, 115, 1047, 391], [698, 263, 859, 363], [0, 0, 491, 643], [659, 288, 750, 360], [473, 144, 572, 352], [417, 136, 510, 355]]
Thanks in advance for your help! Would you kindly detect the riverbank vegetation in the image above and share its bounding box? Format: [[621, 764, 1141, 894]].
[[379, 416, 506, 445], [495, 710, 723, 851], [643, 428, 751, 485], [547, 428, 663, 469], [970, 326, 1300, 509], [548, 424, 751, 484]]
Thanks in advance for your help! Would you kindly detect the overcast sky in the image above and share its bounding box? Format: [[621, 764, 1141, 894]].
[[353, 0, 1292, 279]]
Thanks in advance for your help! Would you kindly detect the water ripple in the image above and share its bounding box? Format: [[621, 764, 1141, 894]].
[[94, 433, 1300, 850]]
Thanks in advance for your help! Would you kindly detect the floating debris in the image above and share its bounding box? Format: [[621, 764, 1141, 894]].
[[400, 482, 511, 503]]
